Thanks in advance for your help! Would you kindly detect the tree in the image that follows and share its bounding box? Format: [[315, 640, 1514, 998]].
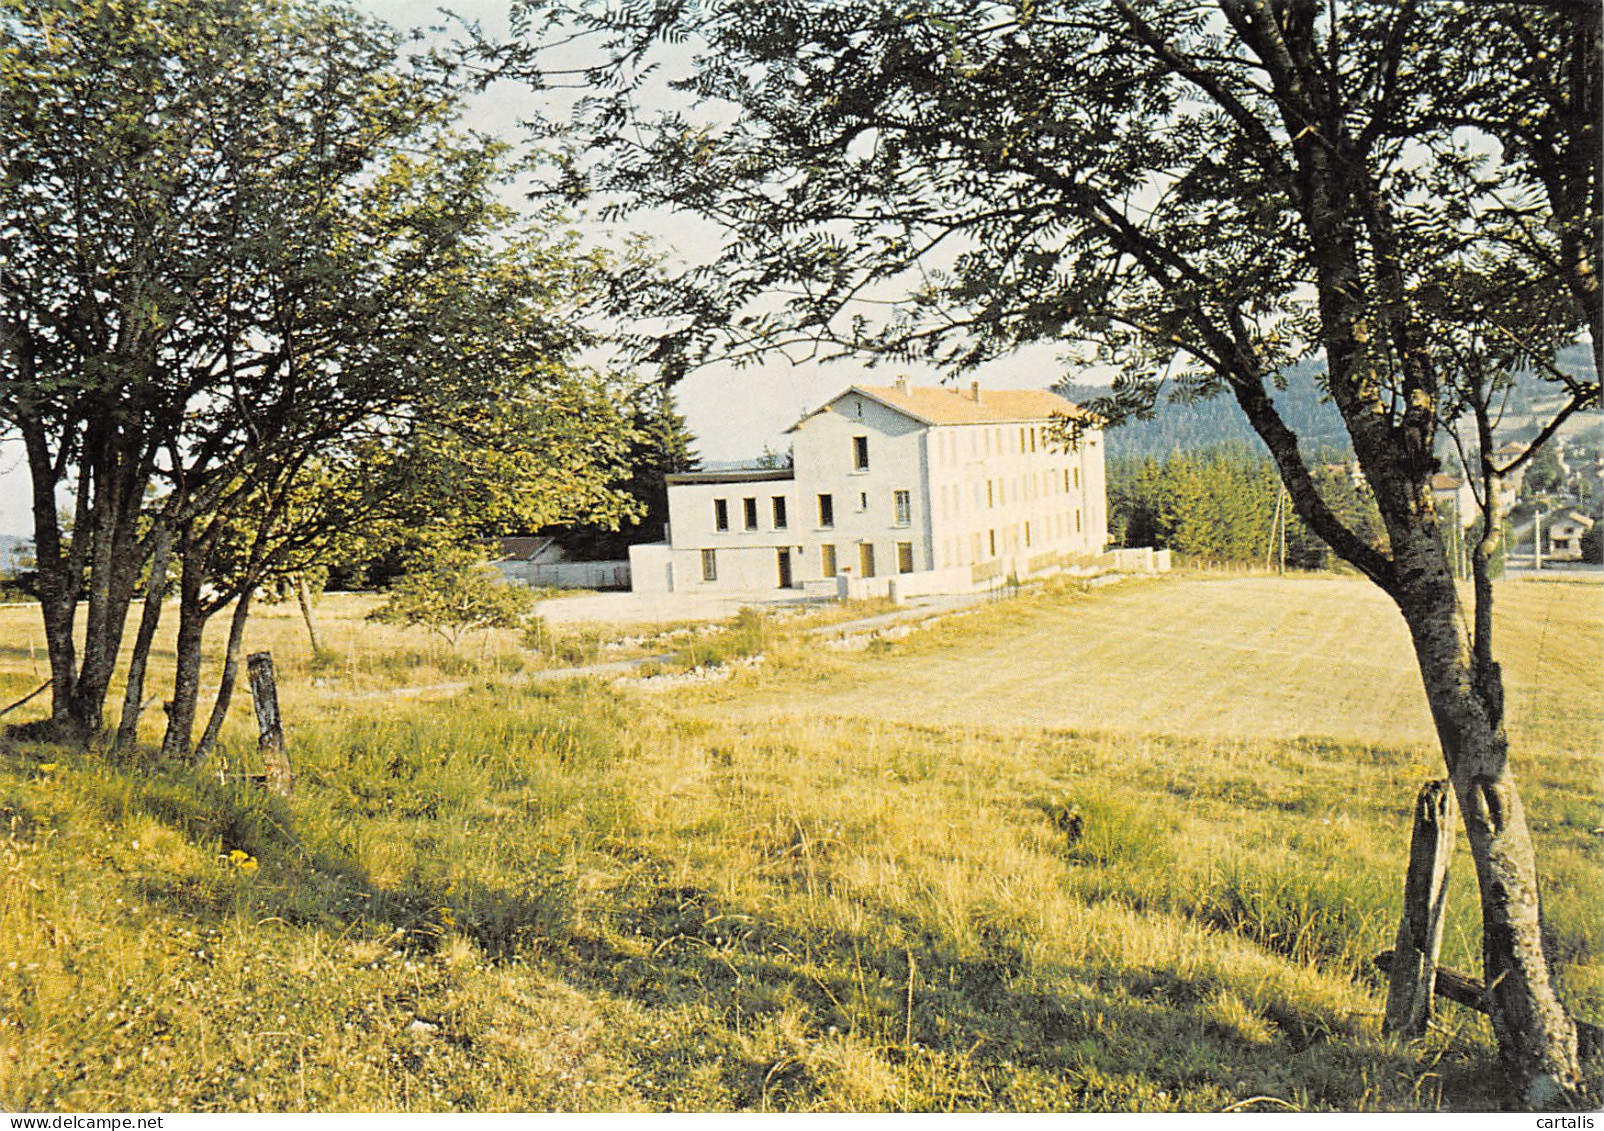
[[547, 384, 697, 559], [490, 0, 1600, 1101], [1, 0, 636, 754], [367, 544, 539, 649]]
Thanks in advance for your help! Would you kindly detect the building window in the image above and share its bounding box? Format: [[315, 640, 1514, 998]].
[[1073, 466, 1080, 489], [821, 543, 837, 578], [1030, 428, 1037, 453], [818, 493, 834, 528], [859, 542, 876, 578], [988, 529, 997, 557], [772, 496, 788, 530], [897, 542, 914, 574], [1019, 427, 1027, 453], [1024, 521, 1032, 548], [853, 435, 870, 471], [743, 496, 758, 530], [701, 549, 718, 581], [714, 498, 729, 532], [986, 480, 995, 508], [1076, 508, 1082, 533], [859, 491, 868, 511], [894, 490, 911, 526]]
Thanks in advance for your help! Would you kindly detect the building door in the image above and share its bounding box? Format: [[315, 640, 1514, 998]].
[[859, 542, 876, 578], [776, 548, 793, 588]]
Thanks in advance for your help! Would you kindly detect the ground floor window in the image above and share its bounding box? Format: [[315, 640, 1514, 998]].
[[859, 542, 876, 578], [896, 542, 914, 574], [821, 543, 837, 578], [701, 549, 717, 581]]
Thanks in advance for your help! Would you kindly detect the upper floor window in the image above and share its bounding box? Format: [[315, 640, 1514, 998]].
[[743, 497, 759, 530], [818, 493, 835, 528], [701, 549, 718, 581], [894, 490, 911, 526], [772, 496, 788, 529], [853, 435, 870, 471], [713, 498, 729, 532]]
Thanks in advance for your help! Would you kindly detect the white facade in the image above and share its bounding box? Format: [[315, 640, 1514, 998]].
[[641, 381, 1108, 595]]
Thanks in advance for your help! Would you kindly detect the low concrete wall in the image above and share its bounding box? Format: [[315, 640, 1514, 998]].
[[1102, 546, 1171, 573], [838, 565, 972, 602], [629, 543, 673, 593], [497, 560, 632, 590]]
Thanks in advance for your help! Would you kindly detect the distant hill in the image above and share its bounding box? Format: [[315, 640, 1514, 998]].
[[1058, 361, 1347, 460], [1061, 350, 1595, 460]]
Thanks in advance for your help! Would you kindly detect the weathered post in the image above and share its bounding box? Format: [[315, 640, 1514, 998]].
[[1383, 779, 1455, 1038], [247, 651, 292, 797]]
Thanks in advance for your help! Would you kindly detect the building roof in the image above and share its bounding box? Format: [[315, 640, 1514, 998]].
[[490, 535, 561, 562], [664, 468, 795, 486], [1430, 472, 1465, 492], [788, 382, 1093, 432]]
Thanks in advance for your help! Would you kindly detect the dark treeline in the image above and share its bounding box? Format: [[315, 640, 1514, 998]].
[[1109, 444, 1386, 571]]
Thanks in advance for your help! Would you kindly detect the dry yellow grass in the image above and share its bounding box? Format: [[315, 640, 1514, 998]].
[[0, 570, 1598, 1111], [709, 573, 1603, 760]]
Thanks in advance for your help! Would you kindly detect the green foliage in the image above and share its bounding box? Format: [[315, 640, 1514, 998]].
[[367, 546, 538, 649], [548, 385, 698, 560], [1110, 446, 1383, 569], [1522, 444, 1568, 500], [1, 0, 640, 738]]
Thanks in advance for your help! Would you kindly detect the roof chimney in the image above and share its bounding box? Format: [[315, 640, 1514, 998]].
[[970, 380, 982, 403], [894, 376, 908, 394]]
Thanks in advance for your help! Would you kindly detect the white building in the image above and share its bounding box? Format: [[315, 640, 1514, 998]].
[[629, 380, 1108, 597]]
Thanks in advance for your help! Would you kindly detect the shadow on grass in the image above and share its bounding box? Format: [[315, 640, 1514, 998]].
[[87, 741, 1527, 1113]]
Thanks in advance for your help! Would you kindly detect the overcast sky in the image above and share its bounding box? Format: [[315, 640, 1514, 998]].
[[0, 0, 1091, 537]]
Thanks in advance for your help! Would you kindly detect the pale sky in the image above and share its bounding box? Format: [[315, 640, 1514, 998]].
[[0, 0, 1094, 537]]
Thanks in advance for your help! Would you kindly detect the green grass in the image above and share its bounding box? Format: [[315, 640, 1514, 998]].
[[0, 573, 1599, 1111]]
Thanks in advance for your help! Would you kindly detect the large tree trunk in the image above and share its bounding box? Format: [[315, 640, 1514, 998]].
[[18, 414, 84, 735], [1390, 528, 1580, 1104], [115, 522, 175, 750], [160, 550, 211, 760], [66, 428, 157, 732], [194, 589, 254, 763]]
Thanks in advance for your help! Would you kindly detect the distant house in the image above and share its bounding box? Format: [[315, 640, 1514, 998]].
[[490, 536, 568, 567], [1488, 441, 1529, 510], [1547, 511, 1595, 561], [1430, 473, 1479, 531], [629, 380, 1108, 597]]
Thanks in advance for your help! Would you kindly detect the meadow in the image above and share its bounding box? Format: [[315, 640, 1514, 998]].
[[0, 571, 1599, 1111]]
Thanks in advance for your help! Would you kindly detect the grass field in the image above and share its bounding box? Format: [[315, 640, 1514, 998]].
[[0, 572, 1599, 1111]]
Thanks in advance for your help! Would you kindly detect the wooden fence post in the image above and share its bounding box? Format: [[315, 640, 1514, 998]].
[[1383, 779, 1455, 1038], [247, 651, 292, 798]]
